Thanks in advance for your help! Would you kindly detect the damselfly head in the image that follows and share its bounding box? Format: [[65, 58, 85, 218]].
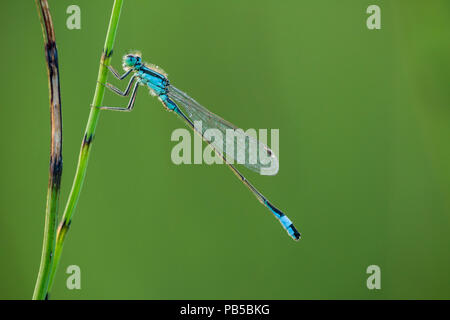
[[122, 53, 142, 70]]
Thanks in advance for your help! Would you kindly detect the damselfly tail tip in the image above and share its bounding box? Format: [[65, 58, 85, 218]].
[[290, 226, 301, 241], [263, 200, 301, 240]]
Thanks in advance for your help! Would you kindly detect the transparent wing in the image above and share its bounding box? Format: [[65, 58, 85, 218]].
[[167, 85, 278, 175]]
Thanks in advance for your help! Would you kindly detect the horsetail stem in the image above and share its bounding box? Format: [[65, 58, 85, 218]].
[[46, 0, 124, 295]]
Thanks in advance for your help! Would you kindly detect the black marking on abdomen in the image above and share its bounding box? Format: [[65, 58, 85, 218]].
[[265, 200, 285, 218], [289, 224, 301, 240]]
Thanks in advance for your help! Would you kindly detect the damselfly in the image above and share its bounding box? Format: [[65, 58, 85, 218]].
[[99, 52, 301, 241]]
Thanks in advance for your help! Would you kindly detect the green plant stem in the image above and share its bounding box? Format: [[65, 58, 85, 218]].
[[33, 0, 63, 300], [47, 0, 123, 295]]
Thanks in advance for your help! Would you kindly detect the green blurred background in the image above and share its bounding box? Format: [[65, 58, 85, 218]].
[[0, 0, 449, 299]]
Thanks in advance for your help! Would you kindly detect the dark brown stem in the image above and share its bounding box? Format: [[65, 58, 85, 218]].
[[33, 0, 63, 300]]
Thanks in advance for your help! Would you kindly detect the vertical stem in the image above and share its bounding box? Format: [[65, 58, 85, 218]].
[[33, 0, 63, 300], [47, 0, 124, 295]]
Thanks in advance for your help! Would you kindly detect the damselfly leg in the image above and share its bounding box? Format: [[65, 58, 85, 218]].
[[107, 65, 132, 80], [98, 72, 140, 112], [104, 75, 138, 96]]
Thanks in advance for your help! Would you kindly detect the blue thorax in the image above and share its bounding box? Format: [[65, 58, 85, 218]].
[[133, 64, 177, 111]]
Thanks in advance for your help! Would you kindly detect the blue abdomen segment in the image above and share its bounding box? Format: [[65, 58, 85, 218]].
[[159, 93, 177, 112], [264, 200, 301, 240]]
